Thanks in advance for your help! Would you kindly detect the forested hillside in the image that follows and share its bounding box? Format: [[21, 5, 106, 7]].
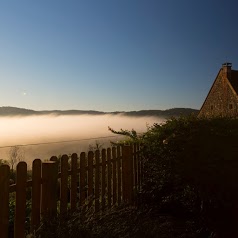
[[0, 106, 198, 117]]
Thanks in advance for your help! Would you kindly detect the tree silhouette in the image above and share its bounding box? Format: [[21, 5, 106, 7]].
[[8, 146, 24, 172]]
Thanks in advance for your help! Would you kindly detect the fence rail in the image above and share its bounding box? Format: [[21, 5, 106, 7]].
[[0, 144, 142, 238]]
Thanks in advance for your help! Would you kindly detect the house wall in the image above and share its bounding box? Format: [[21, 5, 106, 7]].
[[199, 69, 238, 118]]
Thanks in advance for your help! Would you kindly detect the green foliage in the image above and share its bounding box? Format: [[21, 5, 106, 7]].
[[0, 159, 9, 166], [108, 126, 141, 145], [110, 116, 238, 235]]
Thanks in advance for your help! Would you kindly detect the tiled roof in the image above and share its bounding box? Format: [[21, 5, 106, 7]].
[[229, 70, 238, 95]]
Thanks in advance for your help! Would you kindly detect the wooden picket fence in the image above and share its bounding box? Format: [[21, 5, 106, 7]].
[[0, 144, 142, 238]]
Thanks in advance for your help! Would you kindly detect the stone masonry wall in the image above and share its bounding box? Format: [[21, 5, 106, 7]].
[[199, 69, 238, 118]]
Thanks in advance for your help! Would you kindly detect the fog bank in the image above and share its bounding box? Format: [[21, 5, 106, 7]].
[[0, 115, 164, 164]]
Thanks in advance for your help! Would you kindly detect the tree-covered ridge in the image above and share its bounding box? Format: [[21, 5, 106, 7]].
[[0, 106, 198, 117]]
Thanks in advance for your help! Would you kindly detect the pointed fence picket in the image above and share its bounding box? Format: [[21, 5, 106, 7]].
[[0, 144, 142, 238]]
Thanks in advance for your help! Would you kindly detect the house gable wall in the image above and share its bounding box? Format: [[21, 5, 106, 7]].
[[199, 69, 238, 118]]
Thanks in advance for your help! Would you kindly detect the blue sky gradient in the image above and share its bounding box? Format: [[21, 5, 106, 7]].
[[0, 0, 238, 111]]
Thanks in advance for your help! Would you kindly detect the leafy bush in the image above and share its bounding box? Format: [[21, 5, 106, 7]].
[[111, 116, 238, 236]]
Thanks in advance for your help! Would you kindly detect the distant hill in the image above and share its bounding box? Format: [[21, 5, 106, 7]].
[[0, 106, 198, 118], [0, 107, 105, 116], [122, 108, 198, 117]]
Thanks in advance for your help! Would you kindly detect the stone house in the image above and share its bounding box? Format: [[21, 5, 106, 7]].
[[198, 63, 238, 118]]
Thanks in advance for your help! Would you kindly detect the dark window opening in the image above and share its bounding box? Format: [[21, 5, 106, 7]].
[[211, 105, 214, 110], [229, 104, 233, 110]]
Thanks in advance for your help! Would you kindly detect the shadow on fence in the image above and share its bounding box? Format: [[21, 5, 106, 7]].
[[0, 144, 142, 238]]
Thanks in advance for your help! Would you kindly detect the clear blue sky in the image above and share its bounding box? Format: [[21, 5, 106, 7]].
[[0, 0, 238, 112]]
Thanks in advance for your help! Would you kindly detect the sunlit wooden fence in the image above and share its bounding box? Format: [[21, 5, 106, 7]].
[[0, 144, 142, 238]]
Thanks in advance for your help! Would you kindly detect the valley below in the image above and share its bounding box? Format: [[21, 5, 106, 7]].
[[0, 107, 197, 166]]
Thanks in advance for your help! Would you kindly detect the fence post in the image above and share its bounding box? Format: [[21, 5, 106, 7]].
[[107, 148, 112, 208], [133, 144, 137, 193], [117, 146, 122, 205], [0, 165, 10, 238], [70, 153, 78, 211], [14, 161, 27, 238], [95, 150, 100, 212], [138, 144, 142, 190], [122, 145, 133, 204], [112, 147, 117, 205], [60, 155, 69, 215], [80, 152, 86, 206], [101, 149, 106, 210], [31, 159, 42, 233], [87, 151, 94, 209], [41, 161, 58, 219]]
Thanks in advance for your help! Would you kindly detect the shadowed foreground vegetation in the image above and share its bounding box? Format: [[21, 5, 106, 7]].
[[31, 116, 238, 237]]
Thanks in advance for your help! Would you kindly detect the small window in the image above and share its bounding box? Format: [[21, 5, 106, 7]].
[[211, 105, 214, 110], [229, 104, 233, 110]]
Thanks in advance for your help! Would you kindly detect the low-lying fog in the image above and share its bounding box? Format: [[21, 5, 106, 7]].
[[0, 115, 164, 166]]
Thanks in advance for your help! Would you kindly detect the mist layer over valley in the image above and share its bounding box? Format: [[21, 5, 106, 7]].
[[0, 114, 164, 165]]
